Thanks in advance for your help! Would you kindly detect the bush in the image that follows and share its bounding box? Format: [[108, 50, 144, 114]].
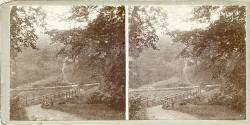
[[208, 89, 245, 112], [86, 91, 102, 104], [10, 97, 28, 120], [129, 94, 147, 120]]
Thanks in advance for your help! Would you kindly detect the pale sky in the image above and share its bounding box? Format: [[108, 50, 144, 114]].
[[42, 6, 85, 30], [40, 5, 216, 32], [165, 6, 209, 31], [30, 5, 220, 38]]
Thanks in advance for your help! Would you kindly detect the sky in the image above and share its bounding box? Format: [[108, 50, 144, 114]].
[[42, 6, 83, 30], [30, 5, 218, 45], [40, 5, 214, 32], [165, 6, 209, 31]]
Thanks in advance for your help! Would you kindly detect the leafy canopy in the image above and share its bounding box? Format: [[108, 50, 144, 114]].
[[129, 6, 168, 58], [169, 5, 246, 92], [46, 6, 125, 110], [10, 6, 46, 58]]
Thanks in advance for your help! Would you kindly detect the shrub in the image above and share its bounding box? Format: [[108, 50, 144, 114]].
[[208, 89, 245, 112], [86, 91, 102, 104], [10, 97, 28, 120], [129, 94, 147, 120]]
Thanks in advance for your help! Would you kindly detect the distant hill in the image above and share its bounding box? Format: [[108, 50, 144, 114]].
[[129, 36, 216, 89], [10, 35, 96, 88]]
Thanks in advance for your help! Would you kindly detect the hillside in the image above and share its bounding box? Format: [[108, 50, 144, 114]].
[[130, 36, 216, 89], [10, 34, 96, 88]]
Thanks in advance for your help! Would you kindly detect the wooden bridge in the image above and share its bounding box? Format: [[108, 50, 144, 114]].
[[130, 84, 220, 109], [161, 84, 221, 109], [11, 83, 100, 107], [11, 88, 81, 107], [161, 87, 201, 109]]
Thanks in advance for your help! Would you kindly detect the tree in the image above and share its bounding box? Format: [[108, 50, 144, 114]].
[[46, 6, 125, 110], [10, 6, 46, 58], [129, 6, 168, 58], [129, 6, 168, 88], [169, 5, 246, 111]]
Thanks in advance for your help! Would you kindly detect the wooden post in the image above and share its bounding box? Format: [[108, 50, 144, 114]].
[[146, 96, 148, 107], [50, 96, 53, 106], [42, 96, 44, 104], [171, 97, 174, 107], [25, 96, 28, 106], [47, 95, 49, 104], [165, 97, 168, 107]]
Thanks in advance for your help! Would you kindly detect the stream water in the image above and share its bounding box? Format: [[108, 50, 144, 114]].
[[62, 57, 72, 83], [183, 59, 191, 84]]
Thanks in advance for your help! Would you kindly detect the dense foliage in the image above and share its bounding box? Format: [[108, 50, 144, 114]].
[[46, 6, 125, 110], [129, 6, 168, 88], [169, 6, 246, 111], [129, 6, 168, 57], [10, 98, 28, 120], [129, 94, 147, 120], [10, 6, 46, 58]]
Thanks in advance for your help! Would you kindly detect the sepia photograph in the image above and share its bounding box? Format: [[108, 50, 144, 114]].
[[129, 5, 246, 120], [10, 5, 125, 120], [0, 0, 249, 124]]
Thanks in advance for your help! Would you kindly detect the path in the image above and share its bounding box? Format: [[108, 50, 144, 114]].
[[147, 105, 198, 120], [25, 104, 83, 120]]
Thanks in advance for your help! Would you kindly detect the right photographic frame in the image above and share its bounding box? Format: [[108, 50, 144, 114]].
[[128, 5, 246, 120]]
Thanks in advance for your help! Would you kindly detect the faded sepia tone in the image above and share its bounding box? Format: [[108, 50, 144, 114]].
[[129, 5, 246, 120], [0, 0, 250, 125], [9, 5, 125, 120]]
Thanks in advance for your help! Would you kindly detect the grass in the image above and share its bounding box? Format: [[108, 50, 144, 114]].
[[171, 88, 246, 120], [129, 108, 148, 120], [31, 81, 69, 88], [10, 107, 29, 120], [10, 87, 73, 99], [50, 103, 125, 120], [173, 104, 246, 120], [47, 86, 125, 120]]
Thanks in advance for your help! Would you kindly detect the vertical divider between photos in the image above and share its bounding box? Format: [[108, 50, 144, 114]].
[[125, 5, 129, 120], [246, 3, 250, 119]]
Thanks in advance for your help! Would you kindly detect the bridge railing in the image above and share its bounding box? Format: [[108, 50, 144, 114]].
[[161, 87, 201, 109], [161, 84, 221, 109], [11, 87, 82, 107], [129, 84, 220, 108], [11, 83, 100, 107]]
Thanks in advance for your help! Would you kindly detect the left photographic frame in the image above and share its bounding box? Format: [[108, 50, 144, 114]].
[[8, 5, 125, 121]]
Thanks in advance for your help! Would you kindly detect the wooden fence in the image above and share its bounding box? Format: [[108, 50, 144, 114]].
[[11, 87, 82, 107], [11, 83, 100, 108], [129, 84, 220, 108], [161, 84, 221, 109], [161, 87, 201, 109]]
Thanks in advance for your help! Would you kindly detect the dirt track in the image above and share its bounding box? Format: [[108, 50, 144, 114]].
[[25, 104, 83, 120], [147, 105, 198, 120]]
